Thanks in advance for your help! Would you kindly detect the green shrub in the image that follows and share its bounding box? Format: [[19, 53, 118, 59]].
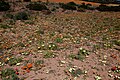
[[23, 0, 31, 2], [79, 3, 87, 9], [0, 1, 10, 11], [3, 13, 14, 19], [43, 51, 56, 58], [55, 38, 63, 43], [61, 2, 77, 10], [1, 68, 20, 80], [77, 7, 85, 12], [34, 60, 44, 67], [8, 57, 22, 66], [26, 2, 48, 11], [97, 4, 120, 11], [15, 11, 29, 20], [0, 24, 12, 29]]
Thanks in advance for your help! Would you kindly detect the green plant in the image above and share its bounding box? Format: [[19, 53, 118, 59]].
[[77, 7, 85, 12], [1, 68, 19, 80], [69, 48, 90, 61], [61, 2, 77, 10], [3, 13, 14, 19], [48, 43, 58, 50], [16, 42, 25, 47], [36, 29, 44, 34], [0, 24, 12, 29], [114, 40, 120, 46], [68, 68, 84, 77], [15, 11, 29, 20], [0, 1, 10, 11], [8, 57, 22, 66], [26, 2, 48, 11], [55, 38, 63, 43], [34, 60, 44, 67], [43, 51, 56, 58]]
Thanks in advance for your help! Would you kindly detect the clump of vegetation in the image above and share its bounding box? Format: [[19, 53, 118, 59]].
[[77, 7, 85, 12], [97, 4, 120, 11], [69, 48, 90, 61], [34, 60, 44, 67], [48, 43, 58, 50], [70, 69, 84, 77], [26, 2, 48, 11], [60, 2, 77, 10], [78, 3, 95, 10], [55, 38, 63, 43], [43, 51, 56, 58], [7, 57, 22, 66], [1, 68, 20, 80], [23, 0, 31, 2], [36, 29, 44, 35], [0, 24, 12, 29], [0, 1, 10, 11], [38, 42, 58, 50], [65, 68, 84, 77], [114, 40, 120, 46], [3, 13, 14, 19], [14, 11, 29, 20], [16, 42, 25, 47]]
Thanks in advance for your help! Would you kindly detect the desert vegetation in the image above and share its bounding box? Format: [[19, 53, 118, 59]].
[[0, 0, 120, 80]]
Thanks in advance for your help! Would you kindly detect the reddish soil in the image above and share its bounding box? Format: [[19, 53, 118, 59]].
[[0, 1, 120, 80]]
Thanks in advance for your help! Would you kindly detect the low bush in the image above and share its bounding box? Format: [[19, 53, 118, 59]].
[[26, 2, 48, 11], [14, 11, 29, 20], [0, 1, 10, 11], [79, 3, 88, 9], [1, 68, 20, 80], [61, 2, 77, 10], [77, 7, 86, 12], [97, 4, 120, 11], [0, 24, 12, 29], [23, 0, 31, 2]]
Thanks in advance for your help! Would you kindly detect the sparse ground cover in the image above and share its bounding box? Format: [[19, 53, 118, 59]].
[[0, 1, 120, 80]]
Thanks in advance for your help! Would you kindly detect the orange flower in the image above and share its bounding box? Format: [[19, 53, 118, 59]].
[[27, 63, 33, 69], [26, 68, 30, 73], [21, 66, 27, 70]]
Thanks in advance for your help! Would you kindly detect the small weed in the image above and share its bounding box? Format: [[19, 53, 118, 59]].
[[36, 29, 44, 35], [16, 42, 25, 47], [48, 43, 58, 50], [69, 48, 90, 61], [3, 13, 14, 19], [1, 68, 19, 80], [34, 60, 44, 67], [55, 38, 63, 43], [67, 68, 84, 77], [103, 42, 113, 48], [43, 51, 56, 58], [8, 57, 22, 66], [0, 24, 12, 29], [113, 40, 120, 46], [14, 11, 29, 20], [79, 48, 89, 55], [69, 54, 76, 59]]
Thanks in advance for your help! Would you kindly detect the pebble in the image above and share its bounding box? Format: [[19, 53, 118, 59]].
[[61, 61, 66, 64], [94, 76, 102, 80], [16, 63, 21, 66], [108, 74, 113, 77]]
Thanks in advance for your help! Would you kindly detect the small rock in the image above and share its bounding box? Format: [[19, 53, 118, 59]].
[[16, 63, 21, 66], [94, 76, 102, 80]]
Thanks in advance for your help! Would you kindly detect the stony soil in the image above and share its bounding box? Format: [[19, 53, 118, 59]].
[[0, 3, 120, 80]]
